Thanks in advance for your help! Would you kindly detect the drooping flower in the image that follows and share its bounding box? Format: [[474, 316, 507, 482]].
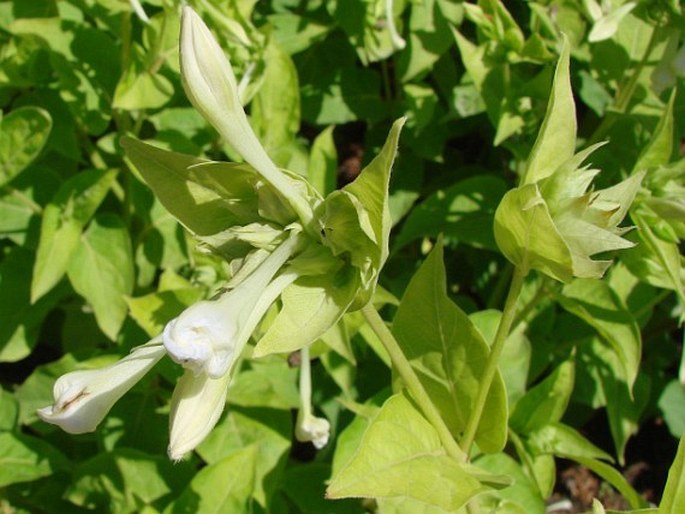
[[37, 339, 165, 434], [294, 346, 330, 449]]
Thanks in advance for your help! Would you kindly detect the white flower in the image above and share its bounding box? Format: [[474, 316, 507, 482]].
[[293, 345, 330, 449], [179, 6, 313, 229], [167, 370, 232, 461], [37, 339, 165, 434], [162, 230, 303, 378], [295, 411, 331, 450]]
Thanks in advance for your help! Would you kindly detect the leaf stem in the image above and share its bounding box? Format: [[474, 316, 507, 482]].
[[460, 265, 527, 456], [360, 303, 468, 462]]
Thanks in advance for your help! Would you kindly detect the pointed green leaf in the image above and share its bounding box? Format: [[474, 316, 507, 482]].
[[494, 183, 573, 281], [327, 394, 494, 511], [392, 240, 507, 452], [510, 358, 575, 434], [308, 125, 337, 197], [31, 169, 117, 302], [164, 445, 257, 514], [527, 422, 613, 462], [0, 107, 52, 186], [659, 434, 685, 514], [559, 279, 641, 392], [67, 214, 134, 340], [633, 89, 676, 172], [253, 266, 359, 357], [121, 136, 259, 236], [523, 36, 576, 185]]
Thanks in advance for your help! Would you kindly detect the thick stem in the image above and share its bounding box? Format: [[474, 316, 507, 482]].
[[460, 266, 527, 456], [360, 303, 467, 462]]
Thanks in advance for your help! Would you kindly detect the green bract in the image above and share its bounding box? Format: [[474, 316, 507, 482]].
[[494, 37, 643, 282], [39, 6, 404, 460]]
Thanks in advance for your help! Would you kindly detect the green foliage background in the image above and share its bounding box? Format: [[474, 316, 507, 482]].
[[1, 0, 685, 512]]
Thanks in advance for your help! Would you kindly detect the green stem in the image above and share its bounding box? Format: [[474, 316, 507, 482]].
[[460, 266, 527, 456], [360, 303, 467, 462]]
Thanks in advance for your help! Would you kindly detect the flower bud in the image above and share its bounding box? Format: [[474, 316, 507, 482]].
[[295, 411, 331, 450]]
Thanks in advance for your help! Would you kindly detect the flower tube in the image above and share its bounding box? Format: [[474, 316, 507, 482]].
[[37, 339, 165, 434], [294, 345, 330, 449]]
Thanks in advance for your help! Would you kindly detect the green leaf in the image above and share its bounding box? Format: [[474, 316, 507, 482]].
[[308, 125, 337, 197], [164, 445, 258, 514], [67, 213, 134, 340], [113, 66, 174, 110], [659, 380, 685, 438], [31, 168, 117, 302], [0, 246, 63, 362], [659, 434, 685, 514], [494, 183, 573, 282], [559, 279, 641, 392], [523, 36, 576, 185], [510, 358, 575, 434], [0, 388, 19, 431], [527, 422, 613, 462], [575, 456, 646, 509], [197, 407, 291, 507], [66, 449, 194, 513], [393, 240, 507, 452], [327, 393, 495, 511], [0, 432, 69, 487], [251, 41, 300, 167], [475, 453, 546, 514], [121, 136, 260, 236], [228, 359, 300, 410], [0, 106, 52, 186], [252, 267, 359, 357], [394, 175, 507, 251], [633, 89, 676, 172]]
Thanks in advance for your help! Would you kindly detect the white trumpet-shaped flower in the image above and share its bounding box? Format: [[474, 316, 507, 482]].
[[168, 370, 232, 461], [162, 230, 304, 378], [179, 6, 314, 229], [37, 339, 165, 434], [294, 346, 330, 449]]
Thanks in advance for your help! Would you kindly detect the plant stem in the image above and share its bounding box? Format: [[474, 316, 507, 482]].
[[460, 266, 527, 456], [360, 303, 467, 462]]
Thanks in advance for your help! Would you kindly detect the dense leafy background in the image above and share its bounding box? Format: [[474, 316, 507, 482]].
[[1, 0, 684, 512]]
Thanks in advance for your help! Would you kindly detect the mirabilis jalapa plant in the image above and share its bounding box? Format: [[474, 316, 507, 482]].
[[38, 6, 405, 460]]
